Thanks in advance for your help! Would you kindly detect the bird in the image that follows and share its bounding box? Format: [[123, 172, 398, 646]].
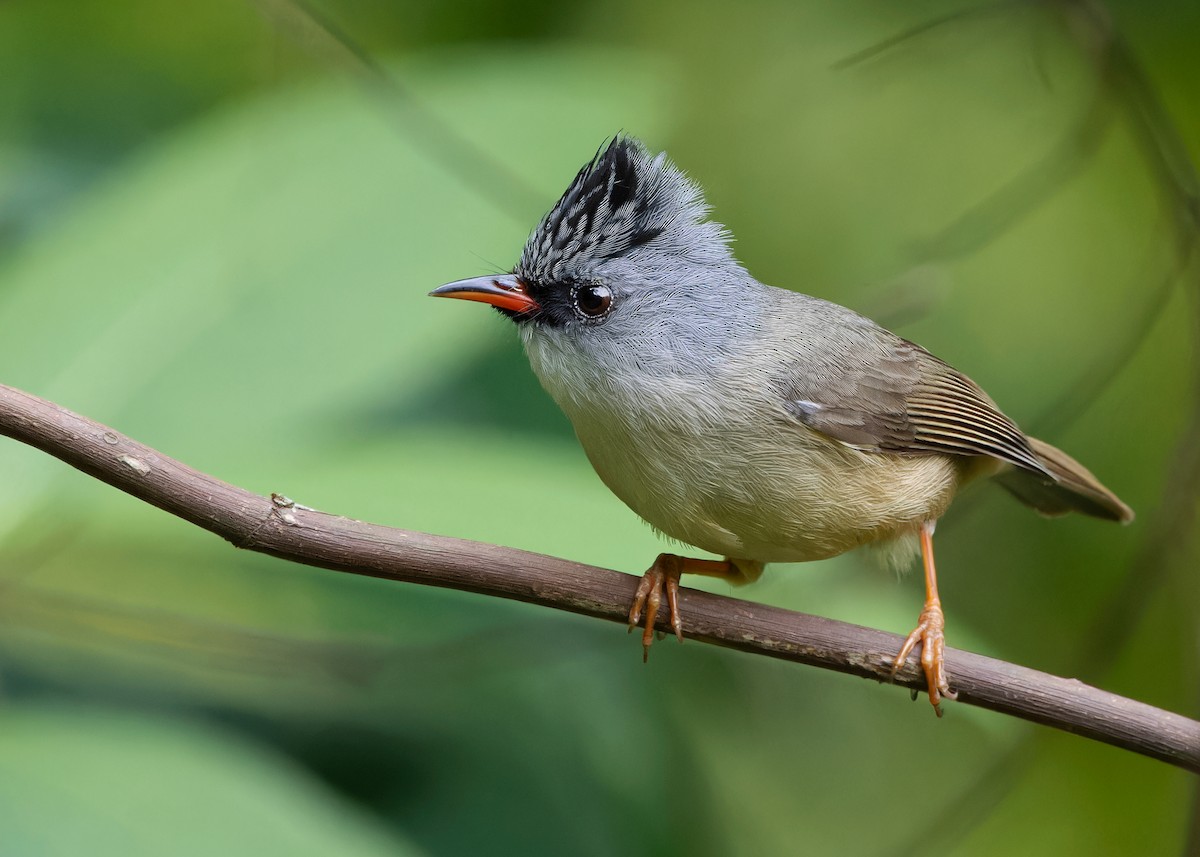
[[429, 136, 1133, 714]]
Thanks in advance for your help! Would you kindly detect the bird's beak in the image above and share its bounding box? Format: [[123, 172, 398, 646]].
[[428, 274, 539, 314]]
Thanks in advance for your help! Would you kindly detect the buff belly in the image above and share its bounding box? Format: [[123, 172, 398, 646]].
[[573, 414, 963, 565]]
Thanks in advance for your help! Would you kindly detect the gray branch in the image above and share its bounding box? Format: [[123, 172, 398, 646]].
[[1, 382, 1197, 773]]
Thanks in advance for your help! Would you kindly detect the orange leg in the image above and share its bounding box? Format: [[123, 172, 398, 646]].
[[627, 554, 734, 661], [891, 522, 957, 716]]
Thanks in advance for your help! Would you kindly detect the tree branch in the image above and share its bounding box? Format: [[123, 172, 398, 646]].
[[1, 382, 1197, 773]]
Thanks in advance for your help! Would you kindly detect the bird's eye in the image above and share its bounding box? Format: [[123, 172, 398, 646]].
[[573, 284, 612, 318]]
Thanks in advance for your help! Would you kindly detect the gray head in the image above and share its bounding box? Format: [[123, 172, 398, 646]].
[[431, 137, 761, 383]]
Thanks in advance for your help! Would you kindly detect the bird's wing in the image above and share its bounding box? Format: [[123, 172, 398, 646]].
[[774, 337, 1053, 478]]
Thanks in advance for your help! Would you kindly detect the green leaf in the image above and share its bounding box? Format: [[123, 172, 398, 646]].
[[0, 703, 422, 857]]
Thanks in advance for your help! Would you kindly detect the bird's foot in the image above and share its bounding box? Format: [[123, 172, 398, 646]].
[[891, 600, 957, 716], [627, 553, 685, 661]]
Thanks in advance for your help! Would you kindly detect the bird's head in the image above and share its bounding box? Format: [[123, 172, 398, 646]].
[[430, 136, 754, 378]]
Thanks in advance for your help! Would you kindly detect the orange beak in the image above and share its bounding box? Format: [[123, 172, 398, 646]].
[[428, 274, 539, 314]]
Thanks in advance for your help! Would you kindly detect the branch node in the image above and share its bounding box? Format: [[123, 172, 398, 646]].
[[271, 492, 315, 512], [230, 494, 296, 549], [117, 454, 152, 476]]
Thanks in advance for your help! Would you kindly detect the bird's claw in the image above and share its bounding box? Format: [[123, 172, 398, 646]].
[[891, 600, 956, 716], [627, 554, 685, 661]]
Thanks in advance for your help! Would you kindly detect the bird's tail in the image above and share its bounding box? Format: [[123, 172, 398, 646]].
[[994, 436, 1134, 523]]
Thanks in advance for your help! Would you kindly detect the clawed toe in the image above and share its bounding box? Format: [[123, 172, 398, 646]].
[[627, 554, 685, 661], [891, 602, 956, 716]]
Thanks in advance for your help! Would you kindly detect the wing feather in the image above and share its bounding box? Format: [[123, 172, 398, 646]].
[[776, 337, 1052, 478]]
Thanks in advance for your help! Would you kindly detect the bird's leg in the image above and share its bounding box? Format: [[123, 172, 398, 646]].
[[891, 521, 957, 716], [627, 553, 734, 661]]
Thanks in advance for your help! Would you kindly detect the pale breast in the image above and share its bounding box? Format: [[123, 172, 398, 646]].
[[563, 376, 962, 564]]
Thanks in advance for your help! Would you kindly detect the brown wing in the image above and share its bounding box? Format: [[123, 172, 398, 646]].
[[776, 338, 1053, 478]]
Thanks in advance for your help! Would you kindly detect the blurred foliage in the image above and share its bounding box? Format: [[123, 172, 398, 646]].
[[0, 0, 1197, 854]]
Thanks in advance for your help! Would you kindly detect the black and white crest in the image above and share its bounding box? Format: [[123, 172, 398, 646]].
[[514, 136, 729, 286]]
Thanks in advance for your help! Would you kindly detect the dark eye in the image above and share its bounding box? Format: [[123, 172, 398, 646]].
[[573, 284, 612, 318]]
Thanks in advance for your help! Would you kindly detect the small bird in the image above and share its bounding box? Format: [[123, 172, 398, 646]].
[[430, 136, 1133, 714]]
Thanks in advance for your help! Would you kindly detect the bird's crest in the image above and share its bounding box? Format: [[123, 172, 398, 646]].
[[515, 136, 727, 284]]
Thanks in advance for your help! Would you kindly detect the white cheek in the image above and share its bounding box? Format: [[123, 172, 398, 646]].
[[521, 327, 601, 415]]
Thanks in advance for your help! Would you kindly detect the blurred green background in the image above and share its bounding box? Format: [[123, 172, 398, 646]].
[[0, 0, 1197, 854]]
